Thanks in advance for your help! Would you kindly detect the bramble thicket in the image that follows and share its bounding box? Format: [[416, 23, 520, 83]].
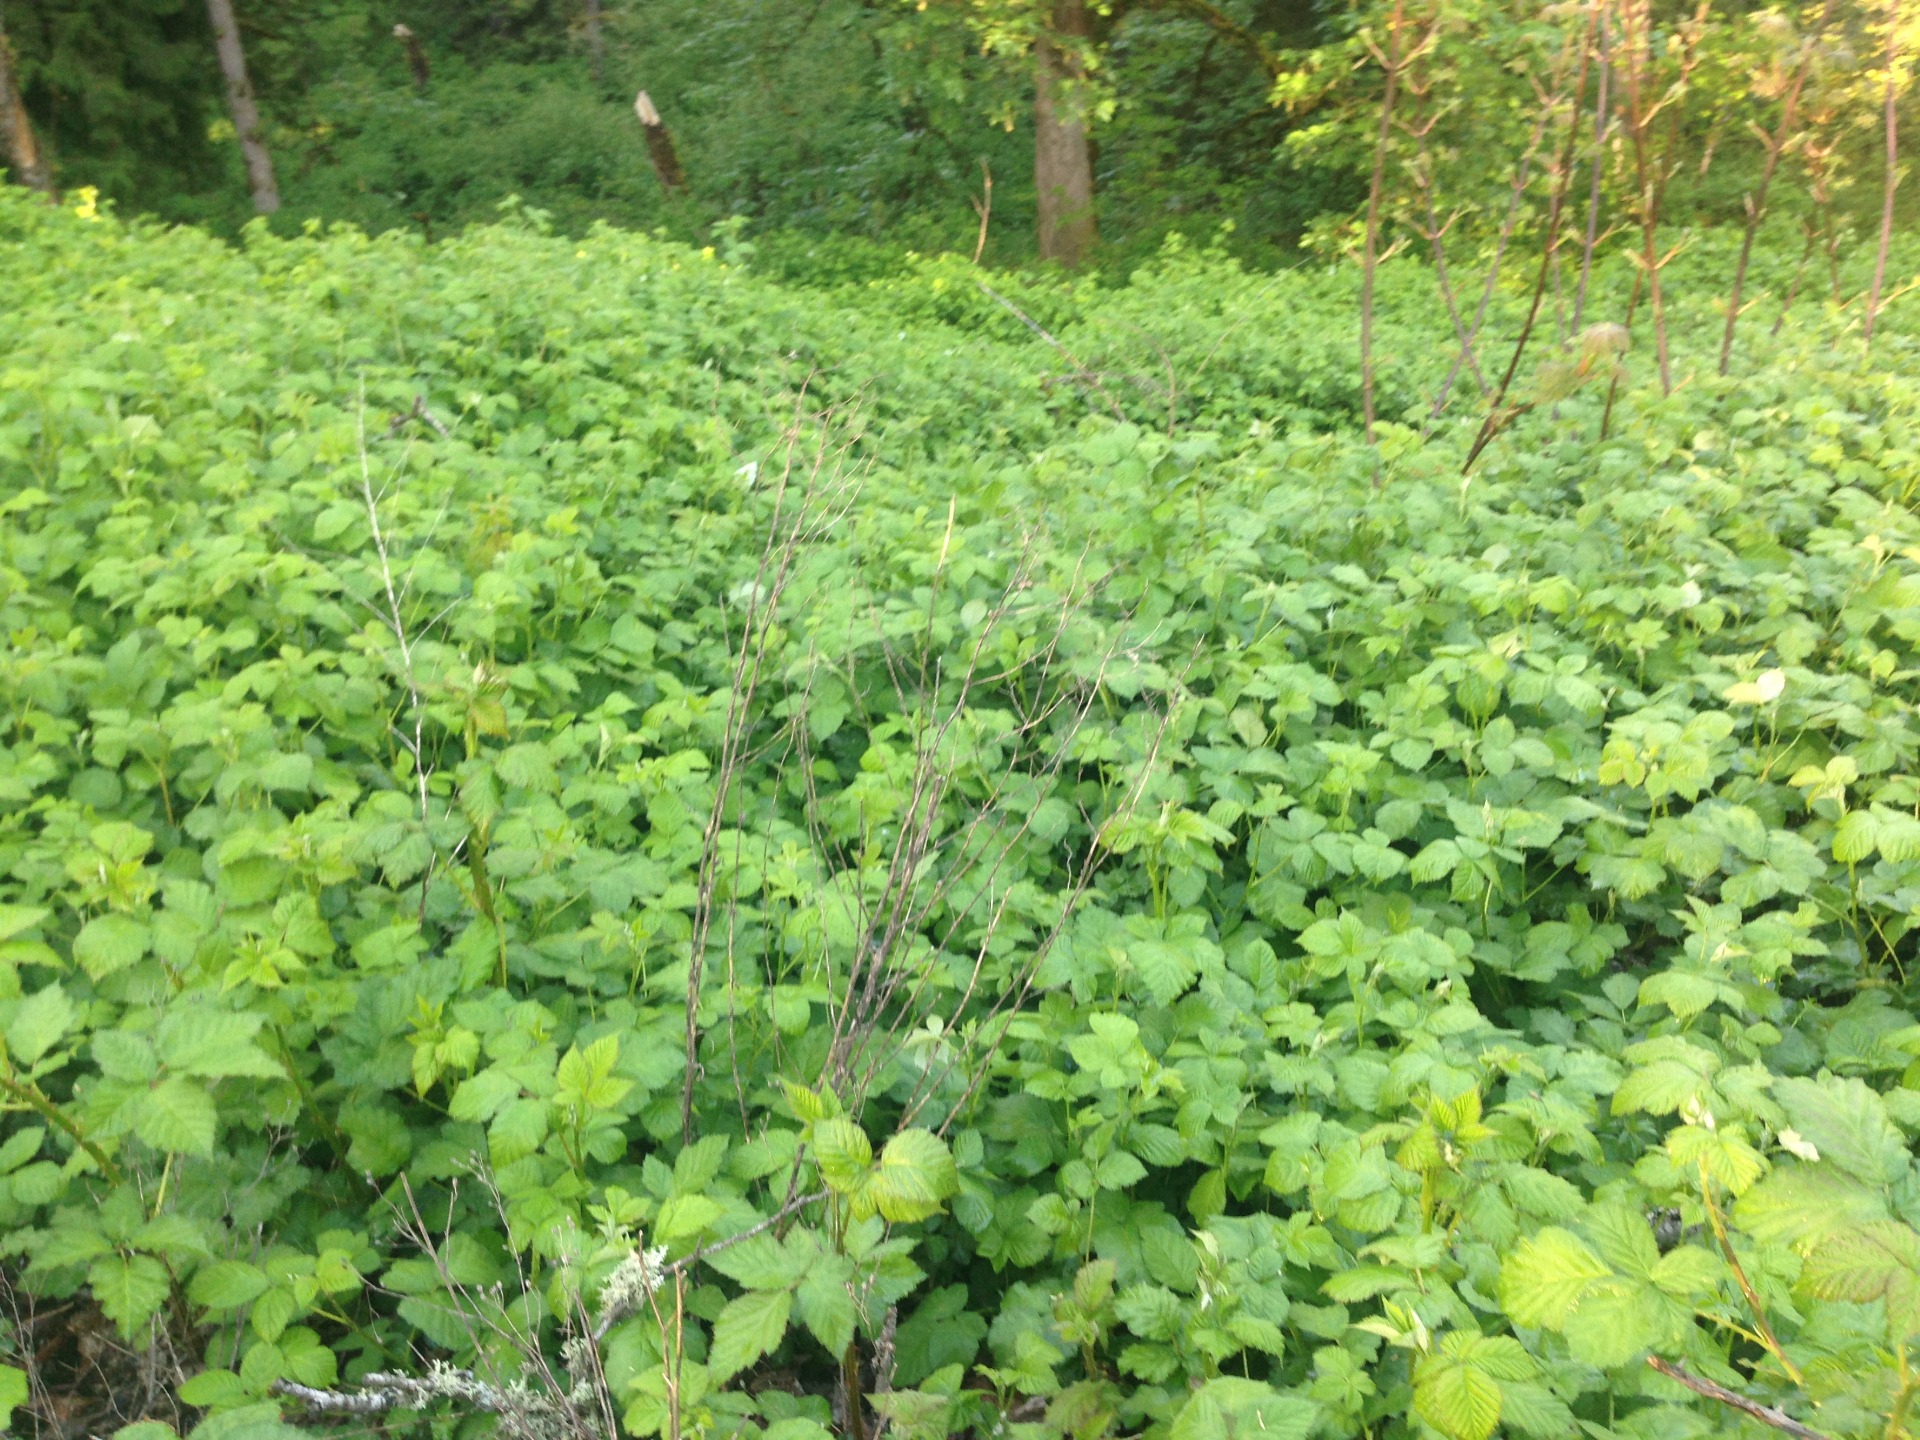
[[4, 3, 1920, 1440]]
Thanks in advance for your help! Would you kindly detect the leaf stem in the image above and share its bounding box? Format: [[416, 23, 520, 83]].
[[1699, 1158, 1803, 1386], [0, 1071, 123, 1184]]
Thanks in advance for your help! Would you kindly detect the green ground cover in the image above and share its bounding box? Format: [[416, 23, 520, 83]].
[[2, 188, 1920, 1440]]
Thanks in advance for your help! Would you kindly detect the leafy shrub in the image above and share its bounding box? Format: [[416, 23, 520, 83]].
[[2, 187, 1920, 1440]]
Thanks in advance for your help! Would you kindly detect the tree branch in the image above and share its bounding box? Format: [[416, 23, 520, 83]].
[[1148, 0, 1281, 78], [273, 1368, 526, 1416]]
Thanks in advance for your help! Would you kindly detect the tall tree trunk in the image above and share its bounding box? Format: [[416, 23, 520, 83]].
[[1865, 0, 1901, 348], [205, 0, 280, 213], [1034, 0, 1096, 268], [585, 0, 605, 87], [0, 8, 51, 194]]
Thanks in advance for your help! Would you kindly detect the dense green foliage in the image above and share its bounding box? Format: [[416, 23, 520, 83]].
[[4, 179, 1920, 1440], [1, 0, 1325, 265], [6, 0, 1915, 283]]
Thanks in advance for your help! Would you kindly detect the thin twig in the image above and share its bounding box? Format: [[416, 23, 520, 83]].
[[1572, 6, 1612, 333], [971, 159, 993, 266], [657, 1191, 828, 1288], [1644, 1359, 1831, 1440], [976, 282, 1128, 422], [682, 400, 860, 1142], [1618, 0, 1711, 396], [1720, 0, 1834, 373], [1427, 23, 1581, 423], [356, 390, 438, 896], [1402, 27, 1487, 399], [1461, 1, 1597, 474]]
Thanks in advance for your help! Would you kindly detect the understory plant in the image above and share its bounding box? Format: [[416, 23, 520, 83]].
[[0, 178, 1918, 1440]]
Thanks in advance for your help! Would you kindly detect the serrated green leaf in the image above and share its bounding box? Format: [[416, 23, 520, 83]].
[[1414, 1354, 1502, 1440], [657, 1193, 725, 1241], [1612, 1059, 1711, 1117], [859, 1128, 957, 1223], [1410, 839, 1461, 883], [708, 1286, 792, 1381], [157, 1008, 281, 1079], [251, 1285, 299, 1342], [1774, 1074, 1910, 1188], [1733, 1165, 1887, 1249], [0, 906, 50, 945], [673, 1134, 730, 1194], [813, 1117, 873, 1193], [73, 914, 149, 979], [191, 1259, 271, 1310], [184, 1400, 304, 1440], [133, 1077, 218, 1154], [1170, 1379, 1317, 1440], [495, 743, 557, 791], [0, 1125, 42, 1174], [1637, 970, 1721, 1021], [1801, 1220, 1920, 1340], [94, 1029, 159, 1083], [1584, 1203, 1659, 1279], [89, 1253, 172, 1335], [1498, 1227, 1609, 1329], [1832, 809, 1881, 864], [1496, 1379, 1574, 1438], [1453, 1332, 1536, 1381], [136, 1213, 208, 1260], [1648, 1245, 1722, 1299], [704, 1233, 807, 1290], [178, 1369, 246, 1408], [1561, 1281, 1662, 1369], [797, 1256, 857, 1357], [8, 982, 73, 1066]]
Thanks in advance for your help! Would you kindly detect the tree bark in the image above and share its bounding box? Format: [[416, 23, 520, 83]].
[[1864, 0, 1900, 347], [634, 90, 685, 192], [1359, 0, 1405, 449], [393, 24, 430, 90], [0, 8, 52, 194], [205, 0, 280, 213], [1034, 0, 1096, 269], [584, 0, 605, 87]]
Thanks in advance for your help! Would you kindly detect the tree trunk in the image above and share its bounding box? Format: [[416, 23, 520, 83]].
[[1865, 0, 1900, 347], [634, 90, 685, 192], [0, 8, 52, 194], [205, 0, 280, 213], [1034, 0, 1096, 268], [584, 0, 605, 87], [393, 24, 430, 90]]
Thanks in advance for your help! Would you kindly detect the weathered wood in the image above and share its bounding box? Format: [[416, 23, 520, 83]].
[[394, 23, 430, 90], [635, 90, 685, 192]]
